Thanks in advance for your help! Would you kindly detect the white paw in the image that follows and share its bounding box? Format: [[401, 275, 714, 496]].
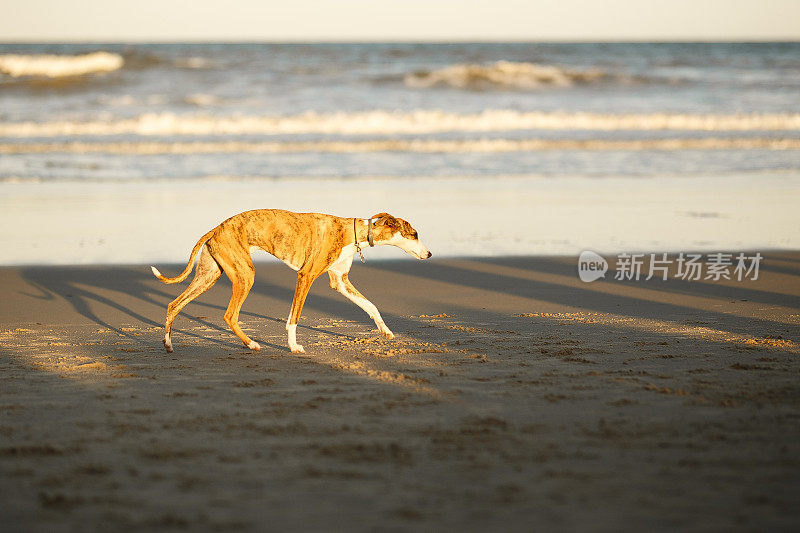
[[379, 324, 394, 339], [247, 341, 261, 351], [290, 344, 306, 354], [163, 337, 173, 353]]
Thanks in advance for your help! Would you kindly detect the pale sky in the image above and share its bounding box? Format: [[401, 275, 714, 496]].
[[1, 0, 799, 42]]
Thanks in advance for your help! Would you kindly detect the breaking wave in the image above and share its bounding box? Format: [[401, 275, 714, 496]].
[[405, 61, 611, 89], [3, 137, 798, 155], [2, 110, 800, 137], [0, 52, 124, 78]]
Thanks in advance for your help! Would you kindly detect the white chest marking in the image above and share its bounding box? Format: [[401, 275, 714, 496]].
[[328, 244, 357, 273]]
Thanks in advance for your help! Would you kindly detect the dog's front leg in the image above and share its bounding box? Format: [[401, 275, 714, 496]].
[[286, 271, 316, 353], [328, 271, 394, 339]]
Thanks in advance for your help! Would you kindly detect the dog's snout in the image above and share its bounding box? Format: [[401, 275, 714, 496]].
[[426, 251, 432, 259]]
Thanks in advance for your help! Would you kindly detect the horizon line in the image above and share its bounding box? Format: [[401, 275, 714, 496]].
[[2, 37, 800, 45]]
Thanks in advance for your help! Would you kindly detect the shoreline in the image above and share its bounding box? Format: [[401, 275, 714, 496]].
[[2, 172, 799, 265], [2, 255, 799, 530]]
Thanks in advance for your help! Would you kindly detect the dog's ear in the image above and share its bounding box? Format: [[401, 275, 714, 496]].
[[371, 213, 395, 226]]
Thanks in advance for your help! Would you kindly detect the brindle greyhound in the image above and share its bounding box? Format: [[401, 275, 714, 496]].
[[151, 210, 431, 354]]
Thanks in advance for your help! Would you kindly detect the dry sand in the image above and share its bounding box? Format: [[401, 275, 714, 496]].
[[1, 254, 799, 531]]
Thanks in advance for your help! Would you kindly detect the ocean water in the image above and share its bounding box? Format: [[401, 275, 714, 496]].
[[1, 43, 799, 263]]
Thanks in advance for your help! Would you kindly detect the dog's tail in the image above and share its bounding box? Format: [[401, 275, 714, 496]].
[[150, 228, 216, 284]]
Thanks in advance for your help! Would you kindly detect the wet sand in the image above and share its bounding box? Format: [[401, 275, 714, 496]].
[[3, 173, 798, 264], [1, 254, 799, 531]]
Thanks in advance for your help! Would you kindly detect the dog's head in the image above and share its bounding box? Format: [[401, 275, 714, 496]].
[[370, 212, 432, 260]]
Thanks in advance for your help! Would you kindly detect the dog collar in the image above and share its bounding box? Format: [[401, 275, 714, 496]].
[[354, 218, 374, 263]]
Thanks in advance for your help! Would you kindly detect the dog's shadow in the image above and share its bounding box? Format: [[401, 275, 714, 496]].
[[19, 265, 356, 352]]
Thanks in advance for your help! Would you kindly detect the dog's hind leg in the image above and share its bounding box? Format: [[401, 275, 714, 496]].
[[212, 245, 260, 351], [328, 270, 394, 339], [163, 246, 221, 353]]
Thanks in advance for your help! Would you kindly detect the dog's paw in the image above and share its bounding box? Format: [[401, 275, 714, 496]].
[[247, 341, 261, 351], [290, 344, 306, 354], [163, 337, 174, 353], [378, 324, 394, 339]]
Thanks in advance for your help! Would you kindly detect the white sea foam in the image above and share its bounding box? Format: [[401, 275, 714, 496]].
[[1, 110, 799, 138], [0, 52, 124, 78], [3, 137, 799, 155], [405, 61, 608, 89], [96, 94, 169, 107]]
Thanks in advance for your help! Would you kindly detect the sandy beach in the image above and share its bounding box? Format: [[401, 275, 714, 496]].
[[1, 253, 798, 531]]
